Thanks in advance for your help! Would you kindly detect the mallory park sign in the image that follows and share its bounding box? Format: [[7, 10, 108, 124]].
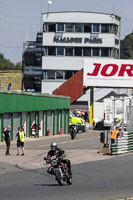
[[53, 36, 102, 44], [83, 58, 133, 88]]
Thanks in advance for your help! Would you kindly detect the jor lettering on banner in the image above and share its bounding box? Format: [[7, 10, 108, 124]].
[[83, 58, 133, 88]]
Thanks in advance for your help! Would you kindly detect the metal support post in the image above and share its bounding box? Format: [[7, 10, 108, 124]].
[[90, 87, 94, 125]]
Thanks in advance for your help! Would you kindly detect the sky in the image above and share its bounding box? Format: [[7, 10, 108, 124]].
[[0, 0, 133, 64]]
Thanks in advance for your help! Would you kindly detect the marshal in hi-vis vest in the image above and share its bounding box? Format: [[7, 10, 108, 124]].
[[111, 129, 119, 139], [19, 131, 25, 142]]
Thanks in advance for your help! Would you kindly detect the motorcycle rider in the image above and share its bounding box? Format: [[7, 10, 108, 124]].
[[45, 142, 72, 175], [70, 124, 77, 139]]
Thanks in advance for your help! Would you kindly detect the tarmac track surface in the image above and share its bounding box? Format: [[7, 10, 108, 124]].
[[0, 155, 133, 200], [0, 131, 133, 200]]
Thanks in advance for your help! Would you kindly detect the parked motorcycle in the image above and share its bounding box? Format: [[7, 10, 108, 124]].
[[70, 125, 77, 140], [44, 155, 72, 186]]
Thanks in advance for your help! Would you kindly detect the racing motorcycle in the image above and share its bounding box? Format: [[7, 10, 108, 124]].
[[44, 155, 72, 186], [70, 125, 77, 140]]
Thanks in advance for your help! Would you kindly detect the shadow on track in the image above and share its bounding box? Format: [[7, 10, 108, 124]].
[[34, 183, 65, 187]]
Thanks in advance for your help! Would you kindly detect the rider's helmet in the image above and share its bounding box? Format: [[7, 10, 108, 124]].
[[50, 142, 57, 151]]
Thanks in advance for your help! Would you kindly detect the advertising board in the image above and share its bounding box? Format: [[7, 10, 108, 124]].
[[83, 58, 133, 88]]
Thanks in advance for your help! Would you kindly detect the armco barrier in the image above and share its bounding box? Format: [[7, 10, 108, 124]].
[[110, 131, 133, 155]]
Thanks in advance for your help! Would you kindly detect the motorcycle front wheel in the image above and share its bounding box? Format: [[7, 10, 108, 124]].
[[55, 169, 64, 186], [66, 176, 72, 185], [71, 131, 76, 140]]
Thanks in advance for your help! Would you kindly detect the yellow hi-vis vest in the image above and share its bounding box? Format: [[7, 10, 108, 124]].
[[111, 129, 119, 139], [19, 131, 25, 142]]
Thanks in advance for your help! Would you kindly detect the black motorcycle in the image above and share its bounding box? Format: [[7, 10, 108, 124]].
[[44, 155, 72, 186], [70, 125, 77, 140]]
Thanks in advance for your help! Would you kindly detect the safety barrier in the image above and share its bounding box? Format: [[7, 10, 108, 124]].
[[110, 131, 133, 155]]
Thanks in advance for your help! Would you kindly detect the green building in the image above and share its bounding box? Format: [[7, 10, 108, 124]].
[[0, 91, 70, 142]]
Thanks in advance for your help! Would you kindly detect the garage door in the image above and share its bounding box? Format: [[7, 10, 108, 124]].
[[0, 115, 1, 141], [31, 112, 36, 126], [4, 113, 11, 128], [22, 112, 27, 135], [62, 110, 65, 134], [58, 110, 62, 134], [55, 111, 57, 134], [47, 111, 53, 135], [13, 113, 20, 139], [39, 111, 43, 136], [66, 110, 69, 133]]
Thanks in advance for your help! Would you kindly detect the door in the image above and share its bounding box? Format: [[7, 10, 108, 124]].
[[39, 111, 43, 136], [31, 112, 36, 126], [4, 113, 11, 128], [13, 112, 20, 140], [62, 110, 65, 134], [22, 112, 27, 136], [47, 111, 53, 135]]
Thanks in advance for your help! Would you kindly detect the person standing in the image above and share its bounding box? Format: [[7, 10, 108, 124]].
[[3, 126, 11, 156], [111, 126, 120, 144], [16, 127, 25, 156]]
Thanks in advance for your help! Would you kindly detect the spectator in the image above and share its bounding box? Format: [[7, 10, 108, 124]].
[[16, 127, 25, 156], [84, 111, 89, 122], [31, 123, 37, 137], [3, 126, 11, 156], [77, 109, 81, 117]]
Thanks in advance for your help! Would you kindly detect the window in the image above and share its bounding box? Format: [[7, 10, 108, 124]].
[[112, 25, 118, 35], [43, 24, 48, 32], [46, 71, 55, 79], [56, 71, 64, 79], [66, 47, 73, 56], [43, 71, 46, 79], [93, 24, 100, 33], [35, 54, 42, 65], [101, 24, 110, 33], [56, 47, 64, 56], [65, 71, 73, 79], [48, 47, 56, 55], [75, 24, 83, 32], [57, 23, 64, 32], [101, 48, 109, 57], [44, 48, 47, 56], [66, 24, 75, 32], [83, 48, 91, 56], [24, 54, 35, 66], [93, 48, 99, 56], [48, 24, 56, 32], [84, 24, 92, 33], [115, 39, 119, 45], [75, 47, 82, 56], [73, 70, 78, 75]]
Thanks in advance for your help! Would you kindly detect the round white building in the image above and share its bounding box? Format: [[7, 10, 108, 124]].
[[41, 11, 121, 94]]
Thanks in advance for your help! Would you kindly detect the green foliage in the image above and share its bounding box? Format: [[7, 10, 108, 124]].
[[0, 53, 22, 70], [120, 32, 133, 59], [14, 62, 22, 70]]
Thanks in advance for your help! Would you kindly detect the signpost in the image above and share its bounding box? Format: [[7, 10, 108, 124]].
[[83, 58, 133, 125], [83, 58, 133, 88]]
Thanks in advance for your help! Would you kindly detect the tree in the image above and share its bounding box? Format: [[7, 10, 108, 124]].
[[120, 32, 133, 59], [0, 53, 22, 70], [14, 62, 22, 70], [0, 53, 14, 70], [0, 53, 4, 59]]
